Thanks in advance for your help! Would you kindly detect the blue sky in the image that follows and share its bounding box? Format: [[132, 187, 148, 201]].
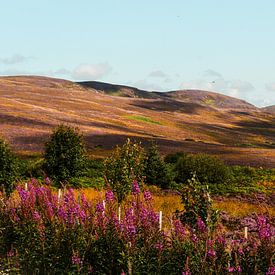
[[1, 0, 275, 107]]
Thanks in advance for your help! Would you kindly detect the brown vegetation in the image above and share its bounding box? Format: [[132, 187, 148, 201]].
[[0, 75, 274, 167]]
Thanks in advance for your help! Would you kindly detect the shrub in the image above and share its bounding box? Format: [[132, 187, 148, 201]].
[[164, 151, 188, 165], [104, 138, 146, 202], [144, 143, 174, 188], [174, 153, 232, 192], [179, 174, 219, 230], [0, 138, 19, 195], [43, 125, 87, 185]]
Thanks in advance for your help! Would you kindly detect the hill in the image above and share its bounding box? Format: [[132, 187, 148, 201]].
[[0, 75, 275, 167], [262, 105, 275, 114]]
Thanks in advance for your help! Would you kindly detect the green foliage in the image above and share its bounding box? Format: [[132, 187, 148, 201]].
[[174, 153, 232, 192], [164, 151, 188, 165], [0, 138, 19, 195], [104, 138, 146, 202], [43, 125, 87, 185], [125, 115, 162, 125], [144, 143, 174, 188], [179, 174, 219, 230]]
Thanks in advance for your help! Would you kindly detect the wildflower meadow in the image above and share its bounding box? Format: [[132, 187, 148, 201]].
[[0, 179, 274, 274]]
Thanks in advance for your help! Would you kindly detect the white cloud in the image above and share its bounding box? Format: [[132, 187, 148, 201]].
[[71, 63, 112, 80], [180, 71, 254, 99], [265, 82, 275, 91], [229, 80, 254, 93], [148, 70, 167, 78], [0, 54, 31, 65]]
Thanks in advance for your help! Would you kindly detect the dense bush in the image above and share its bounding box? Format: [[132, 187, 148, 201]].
[[174, 153, 233, 191], [104, 138, 146, 202], [0, 138, 19, 195], [144, 143, 174, 189], [0, 180, 274, 274], [43, 125, 87, 185]]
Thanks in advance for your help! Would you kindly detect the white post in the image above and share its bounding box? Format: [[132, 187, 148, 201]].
[[25, 182, 28, 191], [103, 200, 106, 215], [244, 227, 248, 239], [118, 206, 121, 222], [58, 189, 62, 203], [159, 211, 163, 231]]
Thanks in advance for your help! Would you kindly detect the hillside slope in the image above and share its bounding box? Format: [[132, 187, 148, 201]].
[[262, 105, 275, 114], [0, 76, 275, 167]]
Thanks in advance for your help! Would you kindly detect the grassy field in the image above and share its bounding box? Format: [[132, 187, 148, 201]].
[[78, 188, 275, 218]]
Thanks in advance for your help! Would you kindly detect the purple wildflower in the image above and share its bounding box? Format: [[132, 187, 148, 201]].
[[7, 250, 14, 257], [197, 217, 206, 232], [266, 266, 275, 275], [207, 249, 216, 258], [96, 201, 105, 213], [228, 266, 235, 273], [144, 190, 152, 202], [132, 180, 140, 195], [72, 254, 82, 265], [105, 189, 114, 203], [191, 234, 198, 243], [155, 242, 164, 251], [256, 215, 272, 240], [33, 211, 41, 221]]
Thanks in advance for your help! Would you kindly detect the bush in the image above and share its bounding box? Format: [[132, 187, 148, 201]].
[[104, 138, 146, 202], [179, 174, 219, 230], [174, 153, 232, 192], [43, 125, 87, 185], [0, 138, 19, 195], [144, 143, 174, 188]]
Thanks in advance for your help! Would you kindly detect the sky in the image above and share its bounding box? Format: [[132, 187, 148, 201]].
[[1, 0, 275, 107]]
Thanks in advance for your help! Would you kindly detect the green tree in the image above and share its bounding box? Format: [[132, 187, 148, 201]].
[[104, 138, 146, 202], [174, 153, 232, 192], [44, 125, 87, 184], [144, 143, 174, 188], [0, 138, 19, 195]]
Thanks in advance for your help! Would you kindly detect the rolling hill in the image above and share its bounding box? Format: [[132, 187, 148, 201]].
[[262, 105, 275, 114], [0, 75, 275, 167]]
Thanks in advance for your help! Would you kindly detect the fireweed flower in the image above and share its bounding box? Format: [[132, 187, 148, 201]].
[[132, 180, 140, 195], [155, 242, 164, 251], [173, 219, 187, 239], [182, 271, 191, 275], [207, 248, 216, 258], [105, 189, 114, 203], [96, 201, 105, 214], [144, 190, 152, 202], [191, 233, 198, 243], [7, 250, 14, 257], [33, 211, 41, 221], [197, 217, 206, 232], [71, 254, 82, 265], [266, 266, 275, 275], [256, 215, 273, 240]]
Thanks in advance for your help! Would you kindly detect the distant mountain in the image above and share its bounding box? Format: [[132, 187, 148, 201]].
[[78, 81, 158, 99], [0, 75, 275, 167], [262, 105, 275, 114], [78, 81, 258, 111]]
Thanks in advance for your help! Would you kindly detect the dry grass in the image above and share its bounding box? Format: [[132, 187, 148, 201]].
[[80, 188, 275, 218], [0, 76, 275, 167]]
